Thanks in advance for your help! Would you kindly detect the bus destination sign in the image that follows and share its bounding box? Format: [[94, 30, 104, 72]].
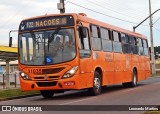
[[19, 15, 74, 31]]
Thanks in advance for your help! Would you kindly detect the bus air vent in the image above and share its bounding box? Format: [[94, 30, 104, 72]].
[[36, 82, 57, 87], [42, 67, 65, 74]]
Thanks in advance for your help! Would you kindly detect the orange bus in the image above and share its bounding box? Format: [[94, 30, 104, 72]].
[[18, 13, 151, 98]]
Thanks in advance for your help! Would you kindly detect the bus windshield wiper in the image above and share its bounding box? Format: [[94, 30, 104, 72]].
[[31, 31, 37, 44], [31, 31, 40, 52], [48, 27, 61, 43]]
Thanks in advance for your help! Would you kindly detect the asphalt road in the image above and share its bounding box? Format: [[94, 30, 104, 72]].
[[0, 76, 160, 114]]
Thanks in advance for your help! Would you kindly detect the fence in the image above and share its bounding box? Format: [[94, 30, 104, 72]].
[[156, 64, 160, 74], [0, 73, 20, 89]]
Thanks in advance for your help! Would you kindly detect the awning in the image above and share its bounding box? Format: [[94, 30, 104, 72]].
[[0, 46, 18, 61]]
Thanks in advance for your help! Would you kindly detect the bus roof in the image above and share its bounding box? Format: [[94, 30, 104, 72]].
[[21, 13, 147, 39], [76, 13, 147, 39]]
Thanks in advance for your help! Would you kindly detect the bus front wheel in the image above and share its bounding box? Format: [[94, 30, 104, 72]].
[[40, 90, 54, 98], [88, 71, 102, 96]]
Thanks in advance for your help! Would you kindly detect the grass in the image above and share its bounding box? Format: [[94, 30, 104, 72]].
[[143, 111, 160, 114], [151, 73, 160, 77], [0, 89, 39, 100]]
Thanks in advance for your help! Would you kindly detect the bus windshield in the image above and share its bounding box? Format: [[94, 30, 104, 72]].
[[19, 28, 76, 65]]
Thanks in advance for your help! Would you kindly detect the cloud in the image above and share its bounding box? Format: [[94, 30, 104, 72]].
[[0, 0, 160, 46]]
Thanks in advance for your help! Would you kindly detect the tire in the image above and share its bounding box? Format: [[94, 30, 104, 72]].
[[40, 90, 54, 98], [88, 71, 102, 96], [123, 69, 137, 88], [130, 69, 137, 87]]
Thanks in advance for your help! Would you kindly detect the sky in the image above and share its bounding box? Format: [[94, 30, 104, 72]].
[[0, 0, 160, 47]]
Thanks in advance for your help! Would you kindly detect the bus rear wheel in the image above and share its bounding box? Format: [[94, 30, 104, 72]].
[[123, 69, 137, 87], [40, 90, 54, 98], [88, 71, 102, 96]]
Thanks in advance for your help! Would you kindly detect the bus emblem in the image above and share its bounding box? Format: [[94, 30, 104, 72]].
[[93, 53, 98, 60], [44, 75, 48, 80]]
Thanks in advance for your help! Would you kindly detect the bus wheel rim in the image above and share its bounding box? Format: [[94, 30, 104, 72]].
[[133, 73, 137, 85], [94, 77, 100, 90]]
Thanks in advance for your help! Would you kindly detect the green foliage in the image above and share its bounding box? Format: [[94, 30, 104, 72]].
[[0, 89, 39, 100], [144, 111, 160, 114]]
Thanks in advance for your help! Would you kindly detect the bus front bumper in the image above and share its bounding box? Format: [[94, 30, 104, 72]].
[[19, 75, 81, 91]]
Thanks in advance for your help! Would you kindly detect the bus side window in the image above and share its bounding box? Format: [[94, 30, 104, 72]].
[[100, 28, 112, 52], [121, 33, 130, 54], [129, 36, 138, 54], [138, 38, 144, 55], [91, 25, 102, 51], [134, 37, 138, 54], [113, 31, 122, 53], [143, 39, 149, 56]]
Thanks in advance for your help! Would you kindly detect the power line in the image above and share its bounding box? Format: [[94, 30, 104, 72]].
[[100, 0, 148, 19], [67, 1, 140, 25], [153, 17, 160, 25], [86, 0, 140, 20], [153, 26, 160, 32], [100, 0, 148, 17], [95, 0, 147, 16], [67, 1, 149, 27]]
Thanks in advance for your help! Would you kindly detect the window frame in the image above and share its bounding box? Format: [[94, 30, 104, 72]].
[[78, 26, 91, 58], [90, 25, 102, 51], [143, 39, 149, 56], [138, 38, 144, 56], [100, 27, 113, 52], [112, 31, 122, 53]]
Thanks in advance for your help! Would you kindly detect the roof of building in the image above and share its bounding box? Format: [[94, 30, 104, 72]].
[[0, 46, 18, 61]]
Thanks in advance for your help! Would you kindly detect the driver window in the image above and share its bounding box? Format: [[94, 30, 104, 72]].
[[78, 27, 91, 58], [78, 28, 90, 50]]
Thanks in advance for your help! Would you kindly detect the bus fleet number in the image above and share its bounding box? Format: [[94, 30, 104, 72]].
[[28, 69, 42, 74]]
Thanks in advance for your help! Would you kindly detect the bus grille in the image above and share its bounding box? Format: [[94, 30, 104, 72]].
[[42, 68, 65, 74], [33, 76, 59, 81], [36, 82, 57, 87]]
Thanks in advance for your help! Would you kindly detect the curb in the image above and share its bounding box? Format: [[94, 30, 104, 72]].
[[0, 93, 41, 101]]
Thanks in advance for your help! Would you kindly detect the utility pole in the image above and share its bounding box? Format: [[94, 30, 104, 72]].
[[57, 0, 65, 13], [149, 0, 156, 74], [5, 59, 10, 89]]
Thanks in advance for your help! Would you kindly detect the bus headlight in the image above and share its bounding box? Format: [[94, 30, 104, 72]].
[[62, 66, 79, 79], [20, 72, 31, 80]]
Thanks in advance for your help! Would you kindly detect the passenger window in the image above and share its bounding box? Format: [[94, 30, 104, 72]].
[[143, 39, 148, 56], [91, 25, 98, 38], [121, 33, 129, 43], [100, 28, 112, 52], [138, 38, 143, 47], [129, 36, 135, 45], [129, 36, 138, 54], [121, 33, 130, 54], [113, 31, 122, 53], [143, 40, 148, 48], [91, 25, 101, 51], [113, 31, 119, 41], [144, 48, 149, 56], [138, 38, 144, 55], [100, 28, 110, 40]]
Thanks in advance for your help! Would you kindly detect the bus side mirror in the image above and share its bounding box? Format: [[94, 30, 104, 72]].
[[9, 37, 12, 47], [79, 27, 87, 38]]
